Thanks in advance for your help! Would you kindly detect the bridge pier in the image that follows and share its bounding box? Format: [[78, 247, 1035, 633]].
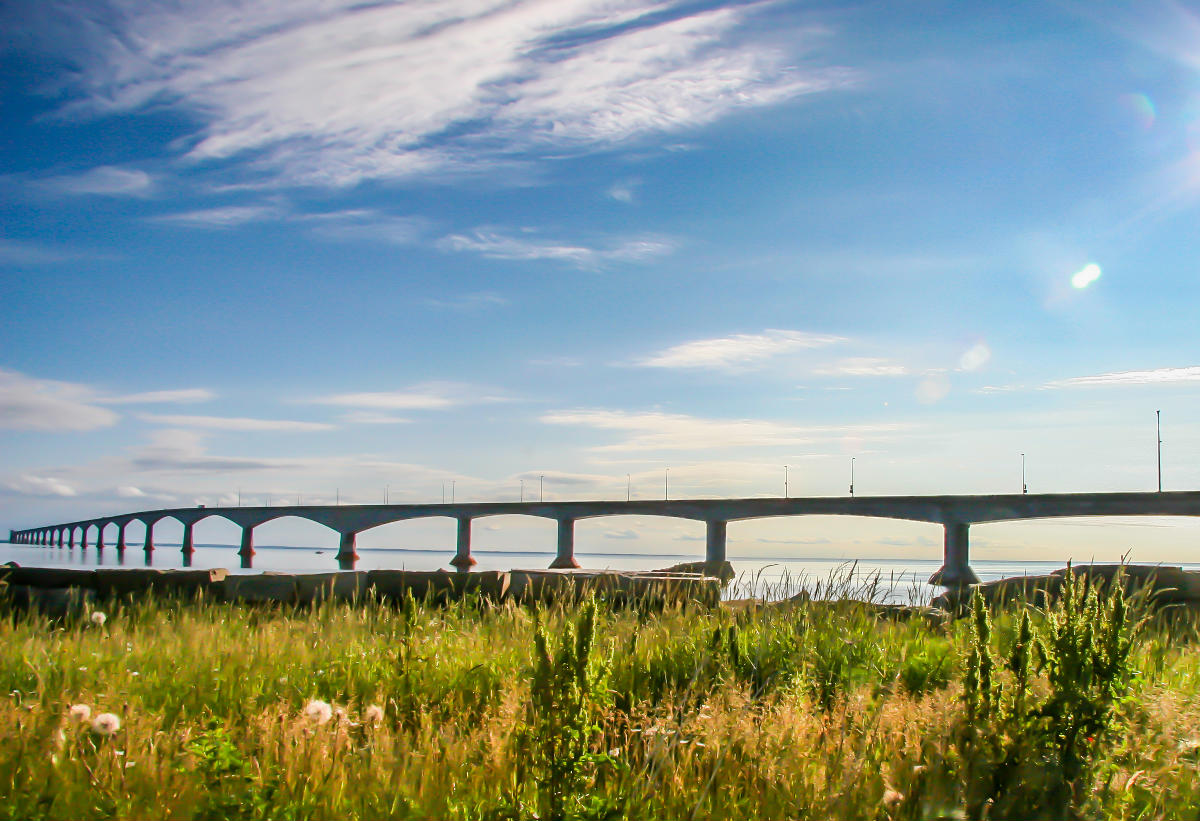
[[96, 523, 106, 550], [57, 529, 64, 547], [181, 522, 194, 555], [117, 523, 127, 551], [929, 521, 980, 587], [67, 527, 74, 547], [450, 517, 476, 570], [239, 526, 255, 558], [80, 526, 88, 549], [143, 521, 154, 553], [550, 518, 580, 569], [337, 531, 359, 561], [706, 520, 727, 563]]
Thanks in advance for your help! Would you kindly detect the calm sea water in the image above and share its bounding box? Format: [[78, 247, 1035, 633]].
[[6, 540, 1197, 603]]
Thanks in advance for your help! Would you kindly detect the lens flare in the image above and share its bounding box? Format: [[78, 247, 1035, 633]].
[[1119, 92, 1156, 130], [1071, 263, 1101, 289]]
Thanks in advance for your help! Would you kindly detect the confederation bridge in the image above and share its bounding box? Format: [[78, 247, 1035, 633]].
[[11, 491, 1200, 586]]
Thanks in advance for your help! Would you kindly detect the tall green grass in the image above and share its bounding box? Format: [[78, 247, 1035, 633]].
[[1, 571, 1198, 820]]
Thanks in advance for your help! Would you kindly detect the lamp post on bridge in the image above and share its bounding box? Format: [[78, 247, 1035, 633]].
[[849, 458, 855, 497], [1157, 410, 1163, 492], [1021, 453, 1027, 494]]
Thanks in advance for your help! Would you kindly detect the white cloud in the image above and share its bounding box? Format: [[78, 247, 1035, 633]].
[[636, 329, 843, 370], [37, 165, 155, 197], [152, 204, 284, 227], [541, 408, 906, 452], [303, 210, 428, 245], [137, 413, 334, 432], [1046, 366, 1200, 388], [813, 357, 909, 377], [310, 382, 508, 410], [0, 368, 119, 431], [5, 475, 78, 497], [0, 238, 80, 265], [607, 178, 641, 203], [340, 411, 412, 425], [603, 529, 638, 540], [438, 228, 674, 267], [99, 388, 215, 404], [38, 0, 851, 186]]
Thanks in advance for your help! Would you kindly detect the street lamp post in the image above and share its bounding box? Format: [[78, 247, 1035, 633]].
[[784, 465, 789, 498], [849, 458, 855, 497], [1021, 453, 1027, 494], [665, 467, 669, 501], [520, 478, 524, 503], [627, 474, 631, 502], [539, 474, 544, 502], [1157, 410, 1163, 492]]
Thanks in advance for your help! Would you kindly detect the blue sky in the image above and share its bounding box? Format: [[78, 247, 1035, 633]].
[[3, 0, 1200, 564]]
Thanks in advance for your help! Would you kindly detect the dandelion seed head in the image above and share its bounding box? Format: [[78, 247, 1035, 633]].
[[91, 713, 121, 736], [68, 704, 91, 723], [882, 788, 904, 806], [89, 611, 107, 626], [364, 705, 384, 724], [333, 707, 347, 724], [304, 699, 333, 725]]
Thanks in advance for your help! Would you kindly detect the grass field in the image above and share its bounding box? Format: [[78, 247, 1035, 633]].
[[1, 570, 1198, 820]]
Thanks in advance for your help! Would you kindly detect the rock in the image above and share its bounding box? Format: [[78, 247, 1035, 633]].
[[93, 568, 228, 598], [1, 564, 99, 590], [652, 561, 736, 584], [367, 569, 510, 603], [291, 572, 370, 605], [3, 584, 96, 618], [223, 572, 299, 604]]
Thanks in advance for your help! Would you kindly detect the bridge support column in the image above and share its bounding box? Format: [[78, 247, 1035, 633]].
[[56, 530, 64, 547], [117, 523, 127, 552], [143, 521, 154, 553], [929, 521, 980, 587], [337, 531, 359, 561], [181, 522, 194, 555], [80, 526, 88, 549], [550, 518, 580, 569], [95, 524, 105, 550], [450, 517, 476, 571], [705, 520, 727, 564], [67, 527, 74, 547], [238, 526, 255, 558]]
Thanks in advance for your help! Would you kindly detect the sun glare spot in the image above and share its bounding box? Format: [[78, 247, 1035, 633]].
[[1071, 263, 1101, 289]]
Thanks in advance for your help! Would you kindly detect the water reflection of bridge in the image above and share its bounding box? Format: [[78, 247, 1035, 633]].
[[12, 491, 1200, 585]]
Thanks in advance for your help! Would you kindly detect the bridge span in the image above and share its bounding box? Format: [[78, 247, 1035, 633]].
[[10, 491, 1200, 586]]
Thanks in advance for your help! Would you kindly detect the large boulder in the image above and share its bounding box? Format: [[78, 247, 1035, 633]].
[[93, 568, 227, 598], [367, 569, 510, 603], [222, 572, 299, 604], [291, 572, 370, 605], [2, 563, 98, 590], [652, 560, 736, 584]]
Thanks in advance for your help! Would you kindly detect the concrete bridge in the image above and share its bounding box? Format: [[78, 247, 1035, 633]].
[[9, 491, 1200, 586]]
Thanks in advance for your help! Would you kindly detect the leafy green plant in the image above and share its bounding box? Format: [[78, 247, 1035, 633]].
[[957, 564, 1137, 818], [522, 600, 618, 821]]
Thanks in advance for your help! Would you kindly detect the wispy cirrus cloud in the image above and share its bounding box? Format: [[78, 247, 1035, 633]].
[[541, 408, 906, 452], [1045, 366, 1200, 388], [980, 365, 1200, 393], [98, 388, 215, 405], [0, 368, 119, 431], [35, 165, 155, 197], [438, 229, 675, 267], [137, 413, 334, 432], [813, 357, 909, 377], [635, 329, 844, 370], [24, 0, 853, 187], [309, 381, 509, 411], [151, 204, 285, 227]]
